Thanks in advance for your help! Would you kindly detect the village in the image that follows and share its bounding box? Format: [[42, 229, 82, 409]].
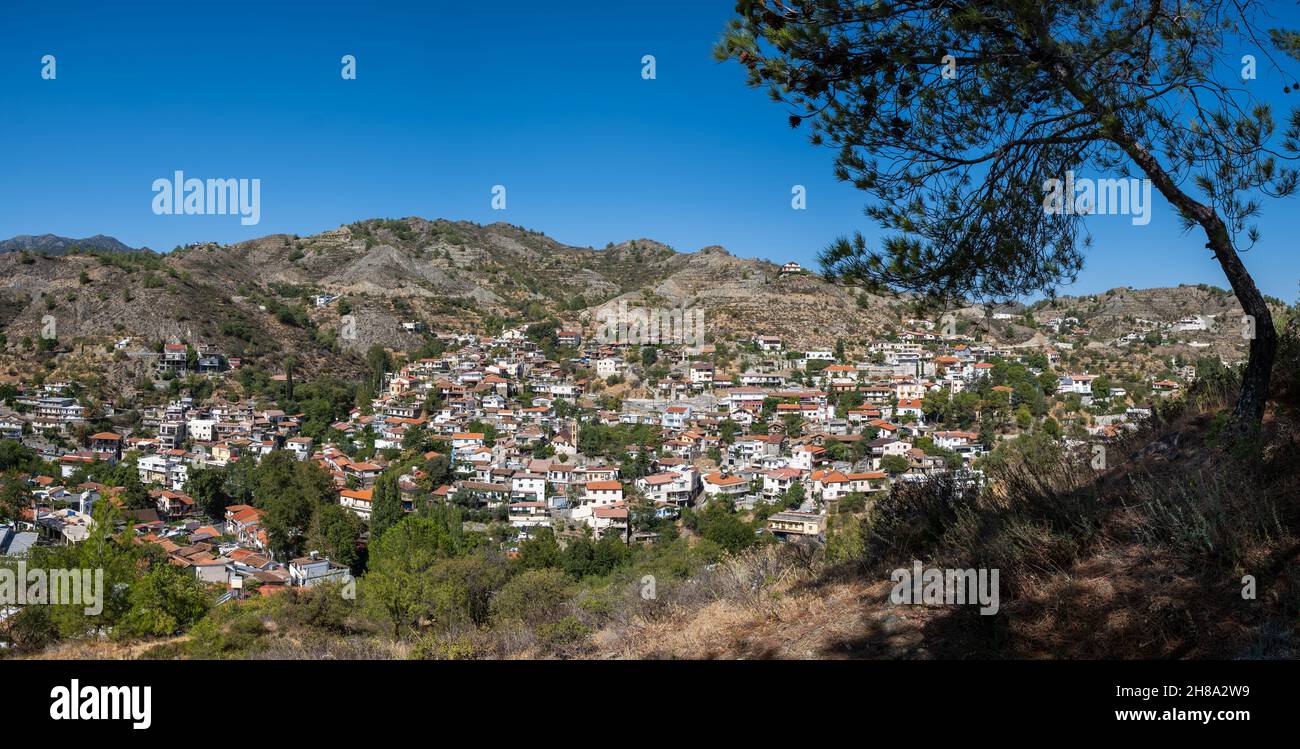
[[0, 289, 1215, 601]]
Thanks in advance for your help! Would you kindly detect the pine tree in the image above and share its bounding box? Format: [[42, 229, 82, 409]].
[[718, 1, 1300, 431], [369, 470, 404, 541]]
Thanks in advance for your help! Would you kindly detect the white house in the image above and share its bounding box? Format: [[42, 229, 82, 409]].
[[286, 437, 314, 461], [636, 470, 696, 506], [339, 488, 373, 520], [688, 363, 715, 386], [661, 405, 692, 430], [1057, 374, 1097, 396], [451, 432, 486, 454], [762, 467, 803, 499], [510, 472, 547, 504], [868, 437, 913, 469], [588, 505, 629, 536], [701, 472, 749, 499], [508, 500, 550, 529], [595, 357, 623, 378], [138, 454, 188, 491], [289, 553, 352, 587], [896, 398, 925, 421], [582, 480, 624, 506], [724, 387, 767, 413], [933, 430, 979, 451], [187, 418, 217, 442]]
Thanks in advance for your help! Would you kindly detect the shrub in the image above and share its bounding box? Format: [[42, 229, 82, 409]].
[[492, 569, 570, 626], [536, 615, 590, 654]]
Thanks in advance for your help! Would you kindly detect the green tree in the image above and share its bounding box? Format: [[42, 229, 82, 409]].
[[115, 562, 211, 639], [308, 503, 364, 571], [118, 473, 154, 510], [690, 501, 756, 554], [22, 502, 139, 638], [880, 455, 910, 475], [362, 514, 461, 637], [425, 553, 510, 630], [0, 440, 43, 473], [366, 344, 391, 393], [401, 425, 430, 453], [780, 482, 806, 510], [1092, 374, 1114, 398], [824, 514, 865, 564], [283, 354, 298, 401], [0, 479, 31, 522], [517, 526, 563, 570], [491, 568, 571, 626], [419, 454, 453, 491], [185, 467, 231, 519], [255, 451, 333, 559], [719, 0, 1299, 430], [369, 470, 405, 541]]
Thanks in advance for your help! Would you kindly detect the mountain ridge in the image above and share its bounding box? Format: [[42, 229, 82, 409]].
[[0, 233, 149, 255], [0, 217, 1264, 398]]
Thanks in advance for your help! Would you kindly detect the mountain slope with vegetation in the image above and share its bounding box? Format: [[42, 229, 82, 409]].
[[0, 218, 907, 388], [0, 216, 1268, 423], [1, 218, 1266, 369], [0, 233, 146, 255]]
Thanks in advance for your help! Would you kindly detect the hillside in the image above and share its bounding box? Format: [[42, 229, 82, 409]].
[[600, 370, 1300, 660], [0, 233, 146, 255], [0, 217, 1265, 394], [0, 219, 903, 382], [161, 219, 902, 349], [28, 371, 1299, 662], [1028, 285, 1260, 359]]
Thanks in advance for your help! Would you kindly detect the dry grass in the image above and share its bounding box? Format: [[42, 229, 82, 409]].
[[23, 635, 191, 660]]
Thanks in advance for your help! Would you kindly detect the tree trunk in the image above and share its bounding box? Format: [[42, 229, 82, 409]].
[[1205, 229, 1277, 426], [1117, 159, 1276, 429], [1039, 37, 1277, 430]]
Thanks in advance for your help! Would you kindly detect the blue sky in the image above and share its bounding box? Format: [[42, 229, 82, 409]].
[[2, 0, 1300, 302]]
